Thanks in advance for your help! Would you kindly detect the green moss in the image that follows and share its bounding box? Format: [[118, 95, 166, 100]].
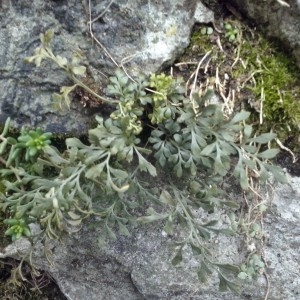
[[189, 27, 213, 53], [253, 47, 300, 130], [235, 37, 300, 145], [185, 20, 300, 148]]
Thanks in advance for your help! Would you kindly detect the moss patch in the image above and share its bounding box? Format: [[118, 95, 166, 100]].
[[178, 16, 300, 150]]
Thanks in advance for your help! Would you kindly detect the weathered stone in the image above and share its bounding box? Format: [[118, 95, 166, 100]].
[[0, 0, 213, 135], [226, 0, 300, 69], [1, 175, 300, 300]]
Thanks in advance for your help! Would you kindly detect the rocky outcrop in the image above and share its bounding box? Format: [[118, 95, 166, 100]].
[[0, 0, 213, 134]]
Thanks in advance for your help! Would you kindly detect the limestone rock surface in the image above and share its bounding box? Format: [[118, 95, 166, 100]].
[[0, 0, 213, 134], [1, 175, 300, 300]]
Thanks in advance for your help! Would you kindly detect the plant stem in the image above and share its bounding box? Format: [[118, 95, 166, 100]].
[[44, 46, 119, 105], [71, 75, 119, 104]]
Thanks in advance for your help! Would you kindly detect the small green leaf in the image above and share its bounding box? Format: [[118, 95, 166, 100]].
[[258, 203, 268, 213], [61, 85, 77, 97], [22, 227, 31, 237], [218, 273, 228, 292], [171, 246, 183, 266], [238, 168, 248, 190], [200, 27, 207, 35], [197, 260, 213, 283], [242, 145, 257, 154], [0, 140, 8, 154], [177, 213, 187, 227], [117, 221, 131, 236], [109, 167, 128, 180], [238, 272, 248, 280], [135, 149, 157, 176], [163, 215, 173, 235], [244, 158, 256, 169], [219, 131, 234, 142], [214, 157, 227, 176], [191, 131, 206, 156], [41, 29, 54, 46], [259, 167, 269, 181], [206, 27, 213, 35], [250, 133, 276, 144], [257, 148, 279, 159], [1, 117, 11, 136], [56, 55, 68, 67], [203, 220, 218, 227], [200, 143, 216, 156], [43, 145, 69, 164], [190, 243, 202, 256], [72, 65, 86, 76], [173, 134, 182, 144], [106, 224, 117, 240], [29, 147, 38, 157], [224, 23, 232, 30], [4, 219, 19, 226], [85, 162, 106, 179], [265, 164, 287, 183], [217, 228, 236, 236], [5, 227, 16, 236], [197, 226, 211, 239], [189, 180, 202, 194], [215, 263, 240, 275], [52, 93, 64, 109], [137, 208, 167, 223], [66, 137, 89, 149], [226, 281, 241, 294], [243, 125, 253, 138], [159, 190, 175, 206], [229, 110, 250, 124], [251, 223, 261, 232], [175, 162, 183, 177]]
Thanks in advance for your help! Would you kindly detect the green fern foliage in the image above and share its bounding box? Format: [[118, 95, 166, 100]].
[[0, 67, 286, 293]]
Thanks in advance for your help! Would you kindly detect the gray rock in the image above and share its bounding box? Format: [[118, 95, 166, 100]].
[[227, 0, 300, 69], [0, 0, 213, 135], [1, 175, 300, 300]]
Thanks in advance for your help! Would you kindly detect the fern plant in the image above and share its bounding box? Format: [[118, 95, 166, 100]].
[[0, 32, 287, 294]]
